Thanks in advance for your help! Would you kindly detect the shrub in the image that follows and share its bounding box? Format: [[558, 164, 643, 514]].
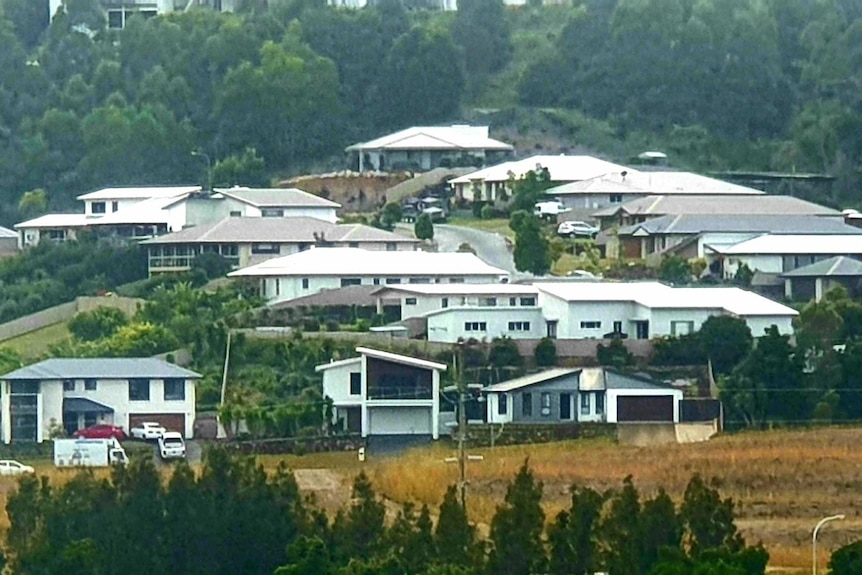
[[534, 337, 557, 367]]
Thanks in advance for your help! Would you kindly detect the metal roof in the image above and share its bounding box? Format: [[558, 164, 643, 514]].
[[617, 214, 858, 236], [141, 217, 417, 245], [484, 367, 580, 392], [77, 186, 200, 201], [597, 195, 837, 218], [315, 347, 447, 373], [15, 214, 93, 229], [781, 256, 862, 278], [449, 155, 633, 185], [2, 358, 200, 380], [484, 367, 674, 393], [314, 356, 362, 372], [713, 234, 862, 255], [269, 285, 387, 308], [0, 226, 18, 238], [63, 397, 114, 413], [215, 187, 341, 208], [228, 247, 508, 278], [547, 171, 763, 197], [371, 284, 538, 297], [346, 125, 512, 152]]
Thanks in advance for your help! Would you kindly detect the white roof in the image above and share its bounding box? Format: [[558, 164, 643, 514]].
[[14, 214, 93, 229], [535, 282, 797, 317], [357, 347, 447, 371], [371, 284, 538, 296], [77, 186, 200, 201], [449, 155, 634, 185], [712, 234, 862, 255], [228, 247, 508, 278], [346, 125, 512, 152], [547, 171, 763, 197], [89, 196, 184, 226], [314, 357, 361, 372]]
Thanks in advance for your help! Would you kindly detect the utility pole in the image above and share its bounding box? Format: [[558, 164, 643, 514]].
[[192, 150, 212, 191], [444, 346, 484, 509]]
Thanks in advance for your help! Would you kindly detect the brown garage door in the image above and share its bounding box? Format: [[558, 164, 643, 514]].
[[129, 414, 186, 435], [616, 396, 674, 422]]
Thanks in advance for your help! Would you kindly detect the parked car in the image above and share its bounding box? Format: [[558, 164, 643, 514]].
[[130, 421, 166, 440], [557, 220, 599, 238], [73, 423, 127, 441], [0, 460, 34, 476], [158, 432, 186, 460]]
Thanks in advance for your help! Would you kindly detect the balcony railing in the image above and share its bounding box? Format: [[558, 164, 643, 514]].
[[367, 386, 432, 400]]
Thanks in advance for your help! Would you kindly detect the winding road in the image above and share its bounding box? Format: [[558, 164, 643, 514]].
[[433, 224, 533, 282]]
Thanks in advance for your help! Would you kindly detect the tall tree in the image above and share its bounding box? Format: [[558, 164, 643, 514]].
[[487, 461, 546, 575], [548, 485, 604, 575]]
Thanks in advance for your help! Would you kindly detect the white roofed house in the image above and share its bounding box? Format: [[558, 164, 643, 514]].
[[316, 347, 446, 440], [141, 217, 418, 275], [345, 125, 513, 172], [49, 0, 236, 29], [194, 187, 341, 224], [228, 247, 508, 304], [449, 155, 634, 204]]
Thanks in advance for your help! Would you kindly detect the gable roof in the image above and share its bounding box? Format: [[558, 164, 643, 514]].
[[546, 171, 763, 197], [712, 234, 862, 256], [228, 247, 507, 278], [617, 215, 859, 236], [315, 347, 447, 373], [596, 194, 837, 218], [346, 125, 512, 152], [270, 285, 387, 308], [77, 186, 200, 201], [141, 217, 417, 245], [781, 256, 862, 278], [484, 367, 674, 393], [1, 358, 201, 380], [15, 214, 94, 229], [449, 155, 634, 185], [214, 187, 341, 209], [371, 284, 539, 297]]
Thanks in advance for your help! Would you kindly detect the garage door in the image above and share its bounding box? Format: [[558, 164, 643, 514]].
[[616, 396, 674, 422], [129, 413, 186, 435], [367, 407, 432, 435]]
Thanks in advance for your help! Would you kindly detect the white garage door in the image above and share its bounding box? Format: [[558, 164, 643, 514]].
[[367, 407, 432, 435]]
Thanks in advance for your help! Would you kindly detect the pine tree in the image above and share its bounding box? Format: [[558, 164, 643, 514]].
[[680, 475, 744, 558], [599, 476, 642, 575], [436, 485, 479, 568], [487, 461, 546, 575], [640, 488, 683, 573], [415, 212, 434, 240], [548, 485, 604, 575], [333, 472, 387, 561]]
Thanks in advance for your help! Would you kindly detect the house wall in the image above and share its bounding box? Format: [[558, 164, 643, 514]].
[[487, 375, 604, 425], [321, 361, 362, 408], [744, 315, 794, 336], [649, 308, 719, 337], [606, 388, 682, 423], [558, 301, 645, 339], [426, 307, 545, 343], [557, 193, 647, 210], [723, 255, 783, 278], [395, 292, 538, 321]]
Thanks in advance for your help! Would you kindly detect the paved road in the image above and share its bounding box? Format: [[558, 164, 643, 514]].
[[433, 224, 533, 282]]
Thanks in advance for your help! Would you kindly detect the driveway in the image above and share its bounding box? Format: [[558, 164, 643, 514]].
[[433, 224, 533, 282]]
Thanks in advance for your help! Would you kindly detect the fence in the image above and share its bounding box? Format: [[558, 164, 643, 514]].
[[0, 295, 145, 342]]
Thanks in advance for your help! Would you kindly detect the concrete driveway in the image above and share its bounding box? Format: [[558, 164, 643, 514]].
[[433, 223, 534, 282]]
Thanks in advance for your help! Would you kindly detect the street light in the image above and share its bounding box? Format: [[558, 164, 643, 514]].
[[191, 150, 212, 191], [812, 514, 845, 575]]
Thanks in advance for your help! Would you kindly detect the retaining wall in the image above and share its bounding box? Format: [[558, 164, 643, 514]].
[[0, 296, 145, 342]]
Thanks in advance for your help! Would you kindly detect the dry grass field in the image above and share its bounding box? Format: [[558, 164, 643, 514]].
[[0, 428, 858, 573]]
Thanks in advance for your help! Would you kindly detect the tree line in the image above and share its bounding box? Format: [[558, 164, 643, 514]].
[[3, 450, 774, 575]]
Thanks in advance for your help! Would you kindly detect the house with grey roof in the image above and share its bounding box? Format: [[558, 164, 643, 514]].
[[141, 216, 417, 275], [0, 358, 200, 443], [484, 367, 683, 425], [780, 256, 862, 301]]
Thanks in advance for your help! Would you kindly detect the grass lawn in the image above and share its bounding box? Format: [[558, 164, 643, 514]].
[[447, 216, 515, 240], [0, 322, 71, 359]]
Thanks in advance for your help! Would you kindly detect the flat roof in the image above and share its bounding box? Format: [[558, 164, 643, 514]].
[[215, 187, 341, 208], [371, 284, 538, 296], [712, 234, 862, 255], [449, 155, 634, 185], [77, 186, 200, 201], [346, 125, 512, 152], [14, 214, 93, 229], [142, 217, 417, 245], [357, 347, 447, 371], [228, 247, 508, 278], [547, 171, 763, 197], [597, 194, 836, 218], [2, 358, 200, 380], [535, 282, 798, 317]]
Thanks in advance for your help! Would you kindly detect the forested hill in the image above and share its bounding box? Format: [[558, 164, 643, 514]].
[[0, 0, 860, 225]]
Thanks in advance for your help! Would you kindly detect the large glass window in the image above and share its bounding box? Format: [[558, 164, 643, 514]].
[[164, 379, 185, 401], [91, 201, 106, 214], [498, 394, 508, 415], [349, 373, 361, 395], [522, 393, 532, 417], [84, 379, 97, 391], [9, 380, 39, 443], [63, 379, 75, 392], [129, 379, 150, 401]]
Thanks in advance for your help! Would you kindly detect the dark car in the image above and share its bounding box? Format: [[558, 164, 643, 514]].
[[73, 424, 127, 441]]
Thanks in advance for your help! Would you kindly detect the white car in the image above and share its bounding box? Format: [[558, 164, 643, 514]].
[[130, 421, 166, 440], [557, 220, 599, 238], [0, 460, 34, 476], [158, 432, 186, 460]]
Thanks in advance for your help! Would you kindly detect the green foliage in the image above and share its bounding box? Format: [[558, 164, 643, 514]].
[[211, 146, 268, 188], [414, 212, 434, 241], [511, 211, 551, 276], [596, 338, 635, 369], [488, 461, 546, 575], [548, 484, 604, 575], [659, 255, 692, 286], [191, 252, 233, 282], [509, 168, 553, 213], [375, 202, 403, 231], [452, 0, 512, 79], [829, 540, 862, 575], [698, 316, 752, 376], [435, 485, 479, 568], [68, 306, 128, 342], [534, 337, 557, 367], [17, 188, 47, 218]]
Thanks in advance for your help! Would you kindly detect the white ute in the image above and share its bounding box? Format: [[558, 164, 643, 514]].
[[130, 421, 166, 440], [158, 432, 186, 460]]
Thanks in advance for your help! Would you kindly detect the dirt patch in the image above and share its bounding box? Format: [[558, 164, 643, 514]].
[[280, 172, 412, 213]]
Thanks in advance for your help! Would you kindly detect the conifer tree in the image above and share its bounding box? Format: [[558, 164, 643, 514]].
[[487, 461, 546, 575], [435, 485, 480, 568]]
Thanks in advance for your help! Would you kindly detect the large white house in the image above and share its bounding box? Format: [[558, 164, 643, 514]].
[[449, 155, 633, 203], [228, 247, 508, 304], [345, 125, 513, 172], [0, 358, 200, 443], [50, 0, 236, 29], [316, 347, 446, 439]]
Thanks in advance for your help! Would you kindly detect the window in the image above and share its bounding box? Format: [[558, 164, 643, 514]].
[[613, 321, 623, 334], [91, 202, 106, 214], [595, 392, 605, 415], [540, 392, 551, 416], [464, 322, 487, 332], [10, 381, 39, 394], [111, 201, 119, 212], [498, 394, 508, 415], [341, 278, 362, 287], [261, 208, 284, 217], [580, 321, 602, 329], [442, 297, 449, 308], [609, 194, 623, 203], [385, 278, 401, 285], [275, 279, 280, 296], [405, 298, 417, 305], [509, 297, 517, 306], [63, 379, 75, 392], [408, 278, 431, 284], [546, 320, 558, 339], [129, 379, 150, 401], [302, 278, 309, 289], [522, 393, 533, 417], [48, 229, 66, 241], [84, 379, 97, 391], [230, 210, 242, 217], [386, 242, 397, 251], [449, 278, 465, 283], [164, 379, 185, 401], [520, 297, 536, 306], [107, 10, 123, 27], [483, 297, 497, 307], [349, 373, 361, 395], [508, 321, 531, 331], [349, 242, 359, 248], [251, 243, 280, 254], [671, 321, 695, 336], [580, 393, 590, 415]]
